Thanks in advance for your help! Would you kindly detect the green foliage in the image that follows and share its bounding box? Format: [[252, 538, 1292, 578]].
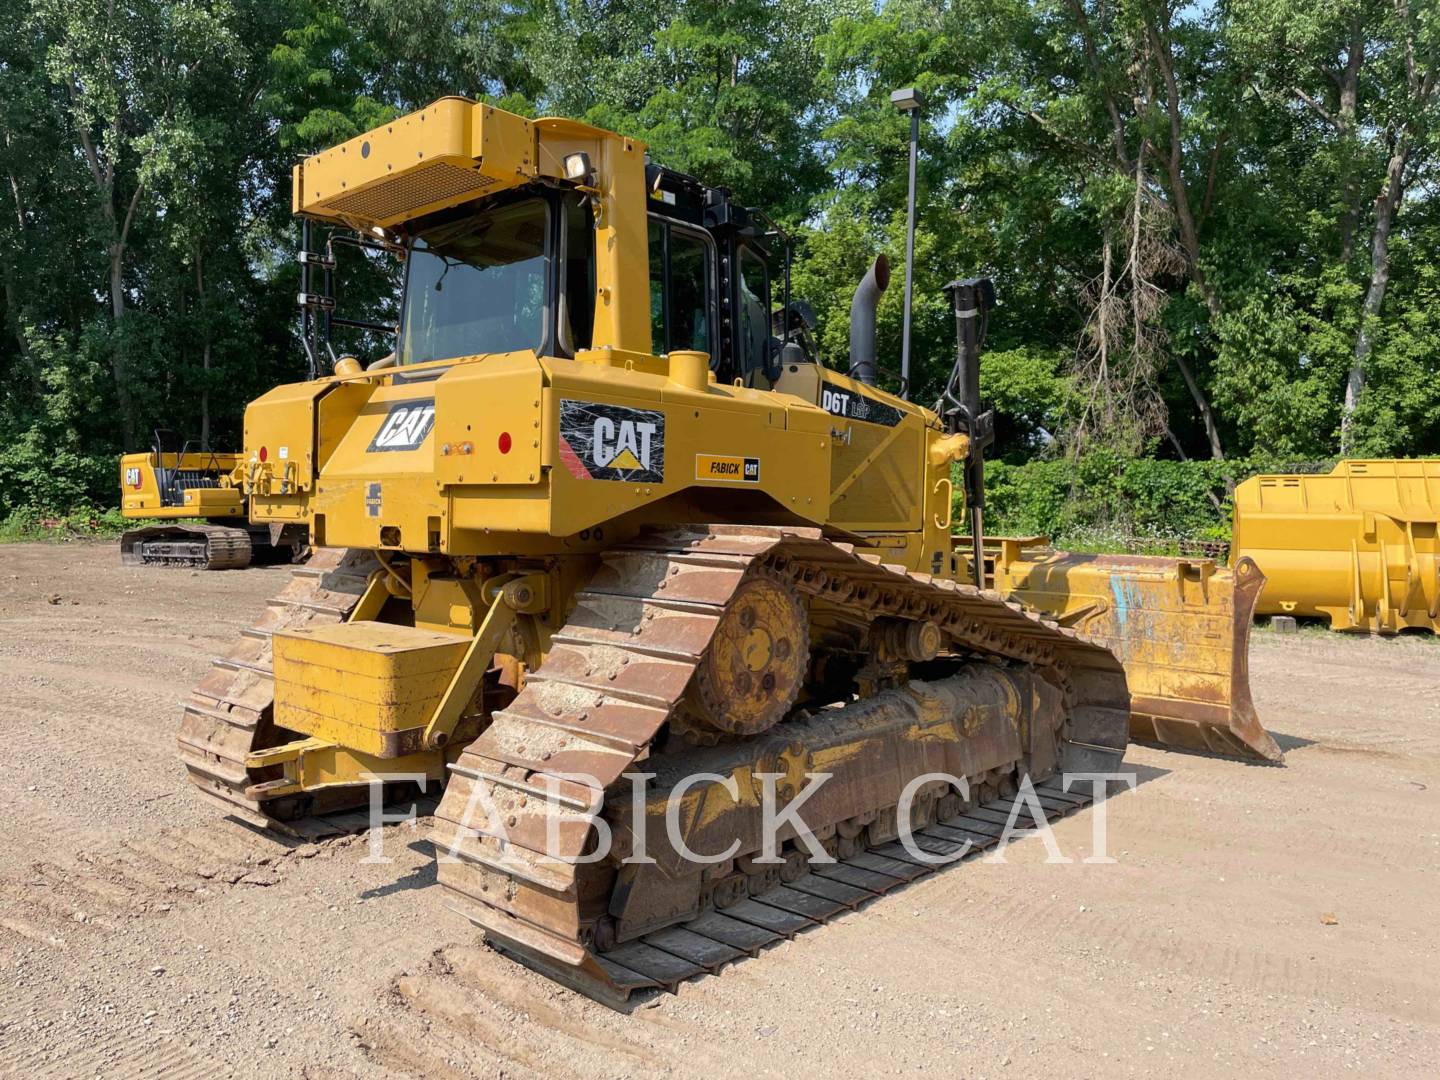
[[0, 506, 136, 543], [982, 453, 1335, 547], [0, 0, 1436, 527]]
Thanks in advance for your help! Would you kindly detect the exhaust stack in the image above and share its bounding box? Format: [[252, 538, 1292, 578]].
[[847, 255, 890, 385]]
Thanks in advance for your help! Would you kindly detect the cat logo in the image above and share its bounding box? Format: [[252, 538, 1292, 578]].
[[124, 467, 141, 489], [594, 415, 657, 472], [696, 454, 761, 483], [558, 399, 666, 483], [368, 399, 436, 452]]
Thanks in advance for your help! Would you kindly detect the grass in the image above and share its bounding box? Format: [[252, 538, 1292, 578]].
[[1251, 613, 1440, 645], [995, 522, 1231, 560], [0, 507, 156, 543]]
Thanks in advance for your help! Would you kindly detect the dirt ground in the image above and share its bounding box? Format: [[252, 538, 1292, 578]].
[[0, 542, 1436, 1079]]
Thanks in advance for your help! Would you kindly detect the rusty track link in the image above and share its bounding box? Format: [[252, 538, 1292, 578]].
[[433, 526, 1130, 1003], [176, 547, 383, 836], [488, 776, 1102, 1002]]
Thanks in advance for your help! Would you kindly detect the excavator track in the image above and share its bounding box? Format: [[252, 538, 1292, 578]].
[[433, 526, 1131, 1004], [176, 546, 389, 837], [121, 522, 254, 570]]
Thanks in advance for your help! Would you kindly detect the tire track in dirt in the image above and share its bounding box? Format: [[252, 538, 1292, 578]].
[[0, 1008, 233, 1080], [0, 818, 335, 951], [351, 943, 771, 1080], [903, 864, 1440, 1026]]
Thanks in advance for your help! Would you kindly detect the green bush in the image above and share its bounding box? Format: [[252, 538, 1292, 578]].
[[0, 506, 138, 543], [974, 453, 1335, 550]]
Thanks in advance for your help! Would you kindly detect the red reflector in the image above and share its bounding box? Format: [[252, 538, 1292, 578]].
[[498, 432, 512, 454], [258, 446, 268, 462]]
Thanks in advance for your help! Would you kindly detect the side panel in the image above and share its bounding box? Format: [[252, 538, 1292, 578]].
[[119, 452, 163, 515], [773, 363, 954, 573], [542, 358, 833, 539]]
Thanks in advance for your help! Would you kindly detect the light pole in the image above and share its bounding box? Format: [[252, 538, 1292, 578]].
[[890, 86, 924, 401]]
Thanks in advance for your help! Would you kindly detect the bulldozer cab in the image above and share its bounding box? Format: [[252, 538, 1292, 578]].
[[290, 101, 796, 390], [317, 158, 792, 387], [641, 164, 791, 388]]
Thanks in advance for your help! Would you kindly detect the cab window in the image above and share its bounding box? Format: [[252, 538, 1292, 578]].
[[738, 247, 770, 379], [648, 218, 715, 357], [400, 198, 549, 364], [558, 195, 595, 356]]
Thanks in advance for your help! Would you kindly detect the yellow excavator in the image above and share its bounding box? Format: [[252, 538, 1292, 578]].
[[118, 430, 306, 569], [177, 97, 1277, 1004]]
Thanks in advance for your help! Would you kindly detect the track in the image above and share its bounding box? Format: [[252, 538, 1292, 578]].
[[497, 776, 1103, 1001], [434, 526, 1130, 1002], [356, 781, 1103, 1075], [175, 547, 383, 834], [120, 523, 254, 570]]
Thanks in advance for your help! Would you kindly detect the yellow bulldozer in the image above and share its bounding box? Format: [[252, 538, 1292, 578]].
[[119, 429, 306, 569], [177, 97, 1277, 1004]]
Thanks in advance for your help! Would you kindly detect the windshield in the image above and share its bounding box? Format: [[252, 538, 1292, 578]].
[[399, 198, 548, 364]]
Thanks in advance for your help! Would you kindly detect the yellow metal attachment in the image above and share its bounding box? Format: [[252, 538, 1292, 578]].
[[928, 432, 970, 466], [932, 477, 953, 529], [420, 572, 549, 751], [984, 538, 1280, 762], [244, 736, 447, 796], [1233, 459, 1440, 634], [271, 621, 471, 757], [667, 350, 711, 392], [348, 569, 397, 623]]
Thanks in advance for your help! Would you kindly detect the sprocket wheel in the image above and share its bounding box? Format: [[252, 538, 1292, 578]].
[[681, 568, 808, 738]]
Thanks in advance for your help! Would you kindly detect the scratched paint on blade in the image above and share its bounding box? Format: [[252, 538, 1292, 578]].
[[1108, 574, 1143, 659]]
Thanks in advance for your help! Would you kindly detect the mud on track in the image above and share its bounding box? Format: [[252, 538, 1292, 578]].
[[1, 542, 1437, 1077]]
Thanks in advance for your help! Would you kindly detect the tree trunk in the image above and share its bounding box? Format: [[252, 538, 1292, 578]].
[[1337, 19, 1364, 263], [1142, 21, 1225, 460], [1341, 146, 1409, 455], [1148, 21, 1220, 320], [1174, 352, 1225, 461], [108, 245, 137, 448], [2, 269, 27, 361], [72, 94, 142, 449], [196, 250, 212, 449], [4, 163, 29, 360]]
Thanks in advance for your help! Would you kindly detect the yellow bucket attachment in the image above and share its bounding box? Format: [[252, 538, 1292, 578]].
[[983, 538, 1281, 763], [1233, 459, 1440, 633]]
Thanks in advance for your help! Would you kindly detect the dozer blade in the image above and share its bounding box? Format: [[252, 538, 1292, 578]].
[[985, 538, 1281, 763]]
